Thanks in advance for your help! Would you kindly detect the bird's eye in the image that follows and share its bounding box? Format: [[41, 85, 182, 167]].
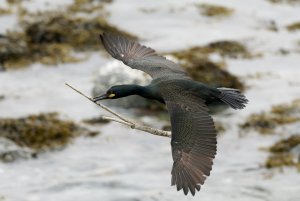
[[108, 93, 116, 98]]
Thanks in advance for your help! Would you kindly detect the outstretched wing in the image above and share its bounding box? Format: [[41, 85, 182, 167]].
[[100, 32, 187, 79], [164, 91, 217, 196]]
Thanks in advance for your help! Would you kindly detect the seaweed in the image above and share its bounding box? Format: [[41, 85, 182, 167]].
[[265, 153, 296, 168], [0, 7, 11, 15], [0, 113, 93, 151], [6, 0, 23, 4], [170, 48, 245, 90], [206, 41, 252, 59], [197, 4, 234, 18], [265, 135, 300, 170], [83, 116, 110, 125], [287, 22, 300, 32], [1, 1, 136, 70], [267, 0, 300, 5], [240, 99, 300, 134], [269, 135, 300, 153]]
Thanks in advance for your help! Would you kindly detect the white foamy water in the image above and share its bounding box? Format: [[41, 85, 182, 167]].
[[0, 0, 300, 201]]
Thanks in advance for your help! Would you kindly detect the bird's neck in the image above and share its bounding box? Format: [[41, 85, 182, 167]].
[[123, 84, 164, 103]]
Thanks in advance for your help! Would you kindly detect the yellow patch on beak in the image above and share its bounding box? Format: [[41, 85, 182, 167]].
[[108, 93, 115, 98]]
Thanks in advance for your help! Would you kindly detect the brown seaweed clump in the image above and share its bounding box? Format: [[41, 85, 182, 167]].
[[197, 4, 234, 18], [6, 0, 23, 4], [240, 99, 300, 134], [0, 113, 93, 151], [82, 116, 110, 125], [1, 1, 135, 70], [286, 22, 300, 32], [267, 0, 300, 5], [206, 41, 253, 59], [265, 135, 300, 170], [170, 48, 245, 91], [269, 135, 300, 153], [0, 7, 11, 15], [171, 39, 253, 60]]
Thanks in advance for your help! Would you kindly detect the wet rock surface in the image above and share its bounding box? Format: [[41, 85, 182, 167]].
[[0, 137, 35, 163]]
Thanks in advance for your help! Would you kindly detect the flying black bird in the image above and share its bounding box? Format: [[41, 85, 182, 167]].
[[94, 33, 248, 196]]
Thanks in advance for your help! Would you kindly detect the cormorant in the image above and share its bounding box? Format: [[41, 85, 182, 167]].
[[94, 33, 248, 196]]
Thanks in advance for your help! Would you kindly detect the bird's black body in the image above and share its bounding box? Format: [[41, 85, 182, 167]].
[[94, 32, 248, 196]]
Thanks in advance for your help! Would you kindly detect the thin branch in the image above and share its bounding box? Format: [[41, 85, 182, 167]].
[[65, 83, 171, 138], [101, 116, 171, 137], [65, 83, 132, 124]]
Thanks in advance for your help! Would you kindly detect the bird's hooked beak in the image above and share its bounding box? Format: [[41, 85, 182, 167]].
[[93, 94, 108, 102], [93, 93, 115, 102]]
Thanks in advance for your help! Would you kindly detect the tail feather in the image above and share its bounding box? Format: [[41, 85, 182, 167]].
[[217, 87, 248, 110]]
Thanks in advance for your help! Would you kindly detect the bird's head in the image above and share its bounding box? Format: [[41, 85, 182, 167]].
[[93, 85, 139, 102]]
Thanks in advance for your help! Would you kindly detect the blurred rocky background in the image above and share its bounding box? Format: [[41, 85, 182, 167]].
[[0, 0, 300, 201]]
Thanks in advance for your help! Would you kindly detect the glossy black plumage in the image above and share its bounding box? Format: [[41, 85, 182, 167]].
[[95, 32, 248, 196]]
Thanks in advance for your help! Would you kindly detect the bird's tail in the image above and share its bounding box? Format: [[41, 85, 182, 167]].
[[217, 87, 248, 110]]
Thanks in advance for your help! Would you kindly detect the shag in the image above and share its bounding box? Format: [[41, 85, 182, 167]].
[[94, 33, 248, 196]]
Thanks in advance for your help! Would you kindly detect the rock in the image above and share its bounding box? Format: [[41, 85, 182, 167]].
[[0, 137, 35, 163], [92, 60, 164, 110]]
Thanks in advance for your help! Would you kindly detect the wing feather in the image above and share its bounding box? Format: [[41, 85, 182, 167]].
[[163, 92, 217, 196], [100, 32, 187, 78]]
